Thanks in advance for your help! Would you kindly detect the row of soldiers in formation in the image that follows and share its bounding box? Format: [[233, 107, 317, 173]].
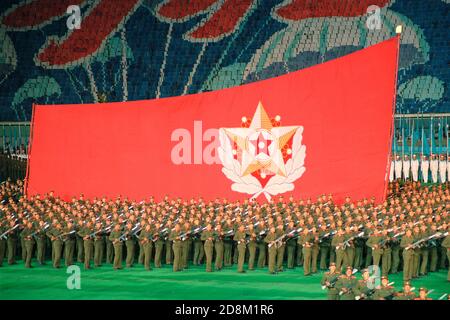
[[0, 179, 449, 284], [320, 265, 448, 300], [390, 153, 449, 183], [0, 154, 26, 183]]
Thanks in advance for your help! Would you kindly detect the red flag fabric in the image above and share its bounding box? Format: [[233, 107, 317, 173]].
[[26, 37, 399, 203]]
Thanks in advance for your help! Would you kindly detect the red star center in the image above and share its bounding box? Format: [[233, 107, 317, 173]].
[[250, 132, 272, 156]]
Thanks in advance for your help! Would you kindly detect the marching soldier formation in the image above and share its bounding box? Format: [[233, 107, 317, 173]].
[[0, 178, 449, 301]]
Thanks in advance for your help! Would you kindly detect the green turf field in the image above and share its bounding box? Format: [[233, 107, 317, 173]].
[[0, 261, 449, 300]]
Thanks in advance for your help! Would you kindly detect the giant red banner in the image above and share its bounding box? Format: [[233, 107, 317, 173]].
[[26, 37, 399, 203]]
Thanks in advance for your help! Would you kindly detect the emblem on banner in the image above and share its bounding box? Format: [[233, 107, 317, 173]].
[[218, 101, 306, 201]]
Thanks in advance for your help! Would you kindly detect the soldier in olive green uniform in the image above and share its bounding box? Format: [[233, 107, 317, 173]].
[[20, 224, 26, 262], [76, 221, 84, 263], [164, 220, 174, 267], [201, 224, 214, 272], [20, 222, 35, 268], [311, 228, 320, 273], [123, 223, 136, 268], [285, 222, 297, 269], [192, 222, 204, 266], [393, 282, 416, 300], [299, 229, 312, 275], [47, 223, 63, 268], [353, 236, 365, 270], [264, 227, 278, 274], [6, 221, 18, 265], [246, 224, 257, 270], [93, 222, 105, 267], [223, 221, 234, 267], [109, 224, 123, 269], [180, 223, 191, 270], [380, 230, 392, 276], [153, 223, 165, 268], [336, 266, 357, 300], [35, 220, 48, 265], [318, 226, 332, 270], [233, 224, 247, 273], [77, 221, 94, 269], [105, 223, 114, 264], [428, 225, 439, 272], [275, 225, 285, 272], [390, 234, 401, 274], [412, 227, 421, 278], [169, 224, 183, 272], [343, 227, 355, 270], [418, 225, 429, 276], [372, 276, 396, 300], [366, 229, 383, 266], [214, 225, 224, 271], [331, 229, 346, 272], [320, 262, 340, 300], [256, 222, 267, 268], [138, 229, 144, 266], [139, 224, 153, 270], [165, 228, 173, 266], [63, 222, 76, 266], [354, 269, 374, 300], [400, 229, 415, 281]]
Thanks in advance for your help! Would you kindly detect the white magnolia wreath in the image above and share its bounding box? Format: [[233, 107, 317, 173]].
[[218, 127, 306, 201]]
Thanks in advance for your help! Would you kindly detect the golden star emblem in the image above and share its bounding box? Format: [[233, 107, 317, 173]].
[[223, 101, 299, 177]]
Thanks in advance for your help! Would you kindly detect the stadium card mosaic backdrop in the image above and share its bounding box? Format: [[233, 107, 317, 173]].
[[0, 0, 448, 122]]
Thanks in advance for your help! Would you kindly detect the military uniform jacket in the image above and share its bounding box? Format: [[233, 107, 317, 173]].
[[256, 226, 267, 242], [393, 291, 416, 300], [20, 228, 35, 242], [109, 230, 122, 244], [366, 235, 383, 253], [46, 227, 63, 241], [223, 225, 234, 241], [355, 280, 373, 299], [139, 229, 152, 243], [285, 228, 297, 246], [233, 231, 246, 245], [372, 285, 396, 300], [264, 232, 277, 248], [63, 227, 76, 241], [201, 230, 214, 245], [298, 234, 313, 248], [336, 275, 358, 298], [122, 228, 134, 241], [318, 230, 331, 247], [34, 228, 47, 241], [5, 227, 18, 240], [169, 230, 182, 242], [78, 227, 94, 240], [400, 235, 414, 253], [331, 235, 345, 251], [320, 271, 340, 292], [343, 233, 355, 248]]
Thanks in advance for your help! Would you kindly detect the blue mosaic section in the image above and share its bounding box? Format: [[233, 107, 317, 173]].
[[0, 0, 448, 121]]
